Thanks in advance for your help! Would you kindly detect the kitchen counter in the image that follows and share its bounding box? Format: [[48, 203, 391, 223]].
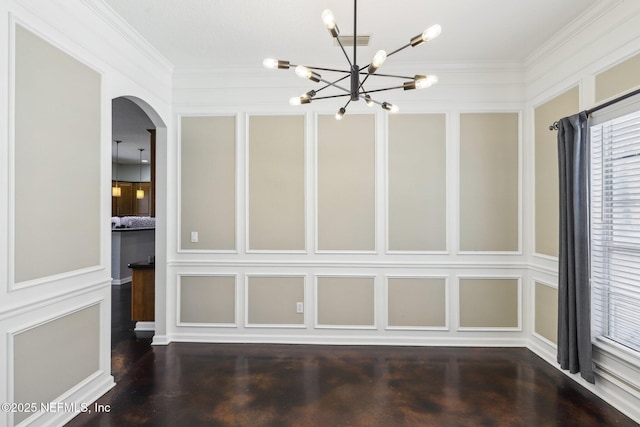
[[111, 227, 155, 285]]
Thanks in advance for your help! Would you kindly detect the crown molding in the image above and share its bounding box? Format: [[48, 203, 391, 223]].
[[81, 0, 174, 73]]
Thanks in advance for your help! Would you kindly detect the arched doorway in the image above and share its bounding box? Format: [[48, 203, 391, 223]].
[[110, 95, 167, 377]]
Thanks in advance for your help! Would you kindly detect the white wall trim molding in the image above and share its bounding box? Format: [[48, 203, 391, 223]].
[[0, 280, 110, 322], [5, 298, 113, 427], [165, 332, 529, 348], [456, 274, 523, 332], [528, 337, 640, 424], [176, 113, 240, 254], [384, 274, 450, 332], [244, 113, 309, 254], [314, 274, 378, 330], [176, 273, 239, 328], [244, 273, 307, 329], [525, 0, 623, 70], [9, 371, 115, 427], [80, 0, 173, 73], [167, 260, 531, 270]]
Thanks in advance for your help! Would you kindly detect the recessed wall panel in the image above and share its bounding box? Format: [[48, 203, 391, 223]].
[[180, 276, 236, 324], [595, 53, 640, 102], [247, 276, 304, 325], [535, 282, 558, 344], [459, 278, 519, 328], [317, 115, 375, 251], [534, 88, 579, 257], [181, 116, 236, 250], [248, 116, 305, 251], [317, 277, 375, 326], [388, 114, 446, 251], [460, 113, 519, 252], [387, 277, 446, 328], [14, 25, 101, 282], [13, 305, 100, 424]]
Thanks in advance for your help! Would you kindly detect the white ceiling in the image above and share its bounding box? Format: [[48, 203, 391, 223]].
[[107, 0, 600, 162], [104, 0, 600, 70]]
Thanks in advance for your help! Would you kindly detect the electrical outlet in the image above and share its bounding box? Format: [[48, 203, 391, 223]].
[[296, 302, 304, 314], [191, 231, 198, 243]]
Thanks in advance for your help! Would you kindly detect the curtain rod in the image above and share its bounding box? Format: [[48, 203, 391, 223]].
[[549, 86, 640, 131]]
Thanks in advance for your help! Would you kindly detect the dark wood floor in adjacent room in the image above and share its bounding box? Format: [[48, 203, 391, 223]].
[[66, 286, 638, 427]]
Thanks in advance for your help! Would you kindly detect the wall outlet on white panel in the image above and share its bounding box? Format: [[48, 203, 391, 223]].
[[296, 302, 304, 314], [191, 231, 198, 243]]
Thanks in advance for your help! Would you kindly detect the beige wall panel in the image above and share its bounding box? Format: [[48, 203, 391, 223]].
[[388, 114, 447, 251], [317, 115, 375, 251], [181, 116, 236, 250], [13, 305, 100, 424], [248, 276, 304, 325], [317, 277, 374, 326], [535, 282, 559, 344], [180, 276, 236, 324], [595, 53, 640, 102], [14, 25, 101, 282], [388, 277, 446, 328], [460, 113, 519, 252], [534, 87, 579, 257], [459, 278, 519, 328], [249, 116, 305, 250]]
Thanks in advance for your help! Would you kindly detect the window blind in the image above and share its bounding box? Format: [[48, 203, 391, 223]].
[[591, 109, 640, 353]]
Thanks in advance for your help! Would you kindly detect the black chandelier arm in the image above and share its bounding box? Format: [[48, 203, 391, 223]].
[[358, 85, 404, 95], [386, 43, 412, 58], [318, 77, 352, 95], [311, 93, 353, 101], [304, 66, 351, 74], [313, 74, 352, 95], [359, 72, 415, 80]]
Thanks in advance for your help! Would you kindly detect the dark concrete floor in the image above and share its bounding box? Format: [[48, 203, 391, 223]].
[[65, 286, 638, 427]]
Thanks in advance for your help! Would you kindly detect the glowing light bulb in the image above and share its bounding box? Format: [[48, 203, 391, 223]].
[[421, 24, 442, 42], [321, 9, 336, 29], [295, 65, 312, 79], [263, 58, 278, 69], [415, 75, 438, 89], [335, 108, 346, 120], [372, 50, 387, 69], [289, 97, 302, 106]]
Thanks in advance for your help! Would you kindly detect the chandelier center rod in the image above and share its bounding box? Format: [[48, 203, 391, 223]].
[[350, 0, 360, 101]]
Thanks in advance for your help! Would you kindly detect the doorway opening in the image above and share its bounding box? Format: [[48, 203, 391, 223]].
[[110, 95, 166, 379]]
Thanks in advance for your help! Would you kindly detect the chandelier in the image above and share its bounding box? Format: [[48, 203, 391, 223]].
[[263, 0, 441, 119]]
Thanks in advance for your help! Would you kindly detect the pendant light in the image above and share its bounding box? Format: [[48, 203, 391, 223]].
[[112, 140, 122, 197], [136, 148, 145, 199], [264, 0, 441, 119]]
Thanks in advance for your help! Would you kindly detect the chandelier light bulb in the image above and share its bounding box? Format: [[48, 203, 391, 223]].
[[421, 24, 442, 43], [365, 95, 374, 107], [368, 50, 387, 73], [321, 9, 336, 29], [382, 102, 399, 113], [289, 96, 302, 106], [295, 65, 312, 79], [335, 108, 346, 120], [263, 58, 278, 69], [415, 74, 439, 89]]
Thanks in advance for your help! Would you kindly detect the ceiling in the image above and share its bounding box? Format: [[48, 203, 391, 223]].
[[104, 0, 600, 70], [108, 0, 600, 162]]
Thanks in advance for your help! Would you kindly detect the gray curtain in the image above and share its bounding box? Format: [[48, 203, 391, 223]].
[[557, 111, 594, 384]]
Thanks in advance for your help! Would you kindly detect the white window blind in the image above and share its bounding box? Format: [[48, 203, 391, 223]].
[[591, 108, 640, 353]]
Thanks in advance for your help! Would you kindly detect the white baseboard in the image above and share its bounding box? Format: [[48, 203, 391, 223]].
[[16, 371, 115, 427], [134, 321, 155, 332], [111, 277, 131, 286], [164, 332, 528, 348], [527, 337, 640, 425]]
